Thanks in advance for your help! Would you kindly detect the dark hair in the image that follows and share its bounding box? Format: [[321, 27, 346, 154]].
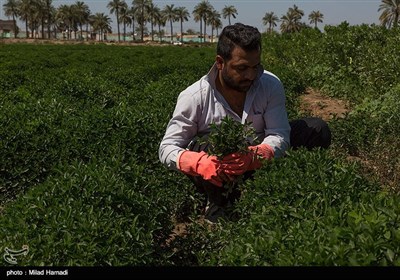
[[217, 23, 261, 60]]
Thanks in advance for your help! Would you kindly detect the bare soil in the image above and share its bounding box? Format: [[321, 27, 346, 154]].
[[299, 88, 399, 191], [299, 87, 350, 121], [164, 217, 216, 248], [165, 221, 188, 247]]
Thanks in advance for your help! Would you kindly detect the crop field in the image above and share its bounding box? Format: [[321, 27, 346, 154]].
[[0, 24, 400, 266]]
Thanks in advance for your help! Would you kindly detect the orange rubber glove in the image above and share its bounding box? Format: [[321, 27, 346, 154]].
[[221, 144, 274, 176], [177, 150, 224, 187]]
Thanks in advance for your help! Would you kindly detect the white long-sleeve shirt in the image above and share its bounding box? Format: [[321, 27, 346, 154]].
[[159, 63, 291, 171]]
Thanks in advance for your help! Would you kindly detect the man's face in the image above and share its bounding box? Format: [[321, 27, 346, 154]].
[[217, 46, 261, 93]]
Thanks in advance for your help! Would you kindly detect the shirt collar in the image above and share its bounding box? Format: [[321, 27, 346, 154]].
[[205, 62, 219, 89]]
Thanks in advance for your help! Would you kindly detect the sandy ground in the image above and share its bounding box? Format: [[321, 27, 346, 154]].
[[299, 87, 350, 121]]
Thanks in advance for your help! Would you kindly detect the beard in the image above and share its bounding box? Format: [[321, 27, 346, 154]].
[[221, 69, 253, 93]]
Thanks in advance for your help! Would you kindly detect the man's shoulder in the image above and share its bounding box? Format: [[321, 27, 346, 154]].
[[255, 70, 285, 95], [179, 74, 211, 97], [260, 70, 282, 83]]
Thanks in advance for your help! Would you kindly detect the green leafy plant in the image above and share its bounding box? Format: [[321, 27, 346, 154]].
[[3, 30, 400, 266], [206, 115, 257, 159], [201, 115, 257, 195]]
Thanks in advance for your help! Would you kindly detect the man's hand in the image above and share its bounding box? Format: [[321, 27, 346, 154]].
[[178, 150, 227, 187], [220, 152, 254, 176], [221, 144, 274, 176]]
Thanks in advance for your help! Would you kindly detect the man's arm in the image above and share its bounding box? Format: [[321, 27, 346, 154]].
[[260, 75, 291, 158], [159, 91, 200, 171], [159, 88, 227, 187]]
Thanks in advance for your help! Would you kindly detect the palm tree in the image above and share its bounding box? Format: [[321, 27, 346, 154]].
[[262, 11, 279, 33], [56, 4, 74, 39], [147, 2, 160, 41], [18, 0, 34, 38], [309, 10, 324, 29], [280, 11, 297, 33], [132, 0, 151, 42], [281, 5, 304, 33], [24, 0, 50, 39], [119, 5, 131, 41], [128, 5, 138, 40], [222, 5, 237, 25], [193, 0, 213, 43], [289, 4, 304, 24], [41, 0, 54, 39], [36, 0, 47, 39], [162, 4, 177, 42], [213, 18, 222, 38], [153, 10, 165, 42], [74, 1, 90, 40], [48, 5, 58, 39], [176, 6, 189, 43], [378, 0, 400, 28], [3, 0, 19, 38], [108, 0, 127, 42], [208, 9, 221, 42], [192, 9, 202, 42], [82, 2, 91, 40], [90, 12, 112, 41]]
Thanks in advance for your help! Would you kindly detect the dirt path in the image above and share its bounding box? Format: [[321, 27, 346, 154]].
[[299, 87, 350, 121], [299, 89, 399, 190]]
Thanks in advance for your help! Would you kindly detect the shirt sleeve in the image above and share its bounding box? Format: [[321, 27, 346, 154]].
[[158, 89, 201, 171], [260, 76, 291, 158]]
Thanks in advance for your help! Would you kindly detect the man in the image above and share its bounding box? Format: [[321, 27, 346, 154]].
[[159, 23, 331, 223]]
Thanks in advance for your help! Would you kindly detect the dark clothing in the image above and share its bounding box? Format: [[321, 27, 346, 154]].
[[289, 117, 332, 150]]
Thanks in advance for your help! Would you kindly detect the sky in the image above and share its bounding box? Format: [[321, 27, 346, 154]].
[[0, 0, 383, 33]]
